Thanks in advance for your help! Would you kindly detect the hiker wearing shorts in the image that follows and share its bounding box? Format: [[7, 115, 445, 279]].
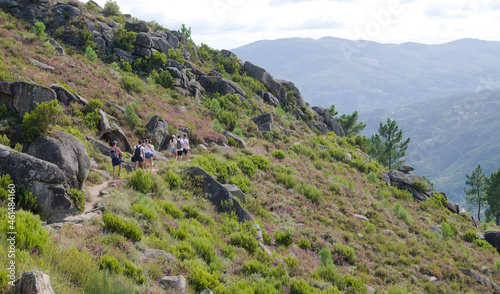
[[110, 140, 123, 179], [169, 135, 177, 160], [132, 140, 145, 169], [182, 134, 190, 160], [145, 139, 154, 172], [176, 135, 183, 161]]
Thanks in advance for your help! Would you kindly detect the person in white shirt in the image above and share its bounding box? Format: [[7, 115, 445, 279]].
[[182, 134, 190, 161], [144, 139, 154, 172]]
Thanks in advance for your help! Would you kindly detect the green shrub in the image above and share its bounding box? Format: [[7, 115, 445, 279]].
[[298, 237, 311, 250], [149, 70, 174, 89], [192, 153, 240, 183], [230, 231, 258, 253], [160, 201, 184, 218], [235, 156, 257, 177], [165, 169, 182, 188], [463, 229, 477, 243], [0, 174, 13, 202], [121, 73, 144, 93], [173, 241, 195, 258], [392, 187, 413, 201], [290, 279, 314, 294], [365, 222, 376, 234], [0, 56, 13, 82], [129, 169, 154, 193], [394, 202, 412, 225], [190, 237, 217, 264], [168, 48, 185, 64], [85, 46, 98, 62], [0, 104, 7, 119], [227, 137, 238, 147], [103, 0, 121, 16], [317, 265, 344, 288], [275, 172, 296, 189], [229, 174, 251, 193], [298, 184, 322, 202], [124, 104, 141, 128], [121, 60, 132, 72], [132, 203, 158, 222], [412, 180, 428, 193], [272, 149, 286, 159], [68, 188, 85, 212], [182, 205, 200, 219], [332, 242, 356, 265], [3, 209, 50, 253], [212, 118, 222, 132], [251, 154, 270, 170], [190, 267, 219, 292], [387, 285, 407, 294], [99, 254, 122, 274], [474, 239, 494, 249], [243, 259, 269, 276], [22, 100, 63, 142], [123, 260, 146, 284], [102, 212, 143, 242], [319, 248, 334, 266], [16, 187, 37, 212], [440, 222, 454, 239], [495, 260, 500, 272], [274, 228, 294, 247], [32, 21, 46, 39], [430, 193, 447, 207]]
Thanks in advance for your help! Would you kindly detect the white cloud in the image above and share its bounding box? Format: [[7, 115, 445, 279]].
[[91, 0, 500, 49]]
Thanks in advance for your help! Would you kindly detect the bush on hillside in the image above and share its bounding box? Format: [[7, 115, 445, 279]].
[[129, 169, 153, 193], [298, 183, 322, 202], [274, 228, 294, 247], [412, 180, 428, 193], [103, 0, 121, 16], [2, 209, 50, 253], [99, 254, 122, 274], [123, 261, 146, 284], [272, 149, 286, 159], [332, 242, 357, 265], [85, 46, 97, 62], [120, 73, 144, 93], [235, 156, 257, 177], [113, 29, 137, 51], [298, 237, 311, 251], [68, 188, 85, 212], [32, 21, 46, 39], [16, 187, 37, 212], [132, 203, 158, 222], [160, 201, 184, 218], [251, 154, 270, 170], [165, 169, 182, 188], [22, 100, 63, 142], [229, 174, 251, 193], [289, 279, 314, 294], [229, 231, 258, 253], [102, 212, 143, 242]]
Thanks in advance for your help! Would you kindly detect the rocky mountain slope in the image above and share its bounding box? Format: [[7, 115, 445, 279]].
[[1, 1, 500, 293]]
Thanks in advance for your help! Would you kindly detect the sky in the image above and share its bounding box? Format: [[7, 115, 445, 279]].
[[92, 0, 500, 50]]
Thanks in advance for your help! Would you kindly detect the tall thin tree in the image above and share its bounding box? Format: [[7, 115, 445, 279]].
[[464, 164, 487, 222], [369, 118, 410, 169], [485, 168, 500, 225]]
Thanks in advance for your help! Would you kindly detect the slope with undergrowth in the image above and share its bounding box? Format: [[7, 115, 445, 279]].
[[0, 4, 500, 294]]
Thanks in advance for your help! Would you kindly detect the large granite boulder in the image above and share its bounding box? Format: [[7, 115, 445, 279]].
[[243, 61, 286, 102], [0, 81, 57, 118], [145, 115, 169, 151], [223, 131, 246, 148], [485, 231, 500, 253], [263, 92, 280, 107], [46, 38, 65, 55], [124, 20, 149, 33], [385, 169, 432, 201], [445, 201, 460, 214], [99, 123, 132, 153], [277, 79, 306, 108], [15, 271, 55, 294], [160, 275, 186, 292], [182, 166, 253, 223], [198, 75, 246, 97], [0, 144, 76, 213], [49, 84, 88, 106], [26, 130, 90, 189], [251, 113, 276, 133], [134, 32, 153, 48], [50, 2, 82, 28], [458, 268, 500, 291], [312, 106, 345, 137]]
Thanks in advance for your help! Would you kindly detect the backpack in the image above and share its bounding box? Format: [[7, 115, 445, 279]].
[[176, 139, 183, 149], [134, 145, 142, 158], [110, 147, 118, 159]]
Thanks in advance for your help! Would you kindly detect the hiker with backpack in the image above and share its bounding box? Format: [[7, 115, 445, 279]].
[[110, 141, 123, 180], [182, 134, 190, 161], [132, 140, 145, 169], [144, 139, 154, 172], [176, 135, 183, 161], [169, 135, 177, 160]]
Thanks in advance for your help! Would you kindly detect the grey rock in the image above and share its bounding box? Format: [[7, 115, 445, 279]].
[[459, 268, 500, 291], [429, 225, 442, 236], [50, 84, 88, 106], [366, 285, 376, 293], [357, 233, 364, 238], [429, 277, 437, 282], [165, 67, 189, 89], [152, 37, 172, 55], [182, 166, 253, 223], [277, 79, 306, 108], [244, 61, 286, 101], [159, 275, 186, 291], [198, 144, 208, 151], [254, 224, 263, 241], [99, 123, 132, 153], [134, 32, 152, 48], [353, 214, 368, 221], [477, 232, 485, 240], [165, 31, 180, 48], [145, 115, 169, 151], [291, 108, 307, 121], [144, 248, 176, 263], [200, 290, 214, 294], [0, 144, 75, 214], [132, 46, 151, 59], [15, 271, 55, 294], [258, 242, 273, 256], [312, 106, 345, 137], [485, 231, 500, 253], [263, 92, 280, 107], [93, 37, 106, 55], [97, 109, 110, 132], [385, 229, 396, 236], [86, 137, 111, 156], [0, 81, 57, 118], [345, 153, 353, 161], [482, 266, 490, 276], [222, 184, 246, 203], [114, 104, 126, 114], [397, 165, 415, 173], [124, 20, 149, 33], [198, 75, 246, 97], [445, 201, 459, 214], [46, 38, 65, 55], [0, 0, 19, 9], [223, 131, 246, 148], [252, 113, 273, 126], [312, 121, 329, 133], [94, 203, 108, 212], [46, 212, 99, 225], [386, 169, 432, 201], [27, 130, 90, 189], [471, 216, 480, 228], [113, 48, 133, 63]]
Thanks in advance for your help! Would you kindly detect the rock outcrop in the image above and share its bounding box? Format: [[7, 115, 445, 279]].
[[0, 144, 76, 213], [312, 106, 345, 136], [159, 275, 187, 292], [223, 131, 246, 148], [182, 166, 253, 223], [243, 61, 286, 102], [484, 231, 500, 253], [15, 271, 55, 294], [0, 81, 57, 118], [251, 113, 276, 133], [50, 84, 88, 106], [27, 130, 90, 189], [459, 268, 500, 291], [145, 115, 169, 151], [383, 169, 432, 201]]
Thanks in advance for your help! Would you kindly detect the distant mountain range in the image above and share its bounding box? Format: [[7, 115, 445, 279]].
[[232, 37, 500, 114], [233, 37, 500, 206]]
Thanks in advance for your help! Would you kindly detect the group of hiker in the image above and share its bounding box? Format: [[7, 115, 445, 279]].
[[109, 134, 190, 180]]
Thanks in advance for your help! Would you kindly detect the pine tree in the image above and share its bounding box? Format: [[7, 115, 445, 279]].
[[369, 118, 410, 169], [338, 111, 366, 137], [485, 168, 500, 225], [464, 164, 487, 222]]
